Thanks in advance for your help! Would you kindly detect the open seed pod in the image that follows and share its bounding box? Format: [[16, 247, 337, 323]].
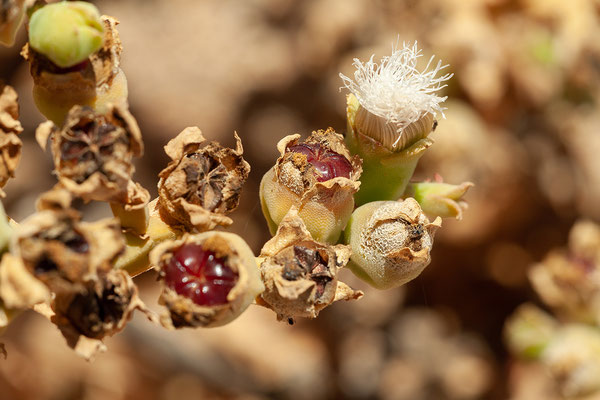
[[157, 127, 250, 232], [50, 268, 149, 359], [260, 128, 362, 243], [258, 208, 362, 322], [150, 231, 264, 328], [13, 189, 124, 293], [0, 83, 23, 196], [35, 104, 149, 214], [344, 198, 441, 289]]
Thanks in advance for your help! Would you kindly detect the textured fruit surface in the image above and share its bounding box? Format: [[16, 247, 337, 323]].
[[288, 143, 352, 182], [164, 244, 238, 306]]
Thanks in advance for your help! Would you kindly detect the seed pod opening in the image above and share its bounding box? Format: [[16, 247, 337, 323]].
[[35, 104, 149, 212], [14, 192, 124, 292], [344, 198, 441, 289], [0, 83, 23, 196], [260, 128, 362, 243], [157, 127, 250, 232], [150, 231, 264, 328], [258, 208, 362, 321]]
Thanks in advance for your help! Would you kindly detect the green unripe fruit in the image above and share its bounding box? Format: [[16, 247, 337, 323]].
[[29, 1, 104, 68]]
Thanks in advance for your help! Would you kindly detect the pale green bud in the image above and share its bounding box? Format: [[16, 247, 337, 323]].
[[405, 180, 474, 219], [504, 303, 557, 360], [29, 1, 104, 68]]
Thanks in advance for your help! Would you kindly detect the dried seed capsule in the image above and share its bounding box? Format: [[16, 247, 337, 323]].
[[0, 0, 32, 47], [258, 208, 362, 321], [24, 14, 127, 124], [260, 128, 362, 243], [340, 42, 452, 205], [344, 198, 441, 289], [35, 104, 149, 231], [14, 190, 124, 292], [157, 127, 250, 232], [150, 231, 264, 328], [28, 2, 104, 68], [0, 83, 23, 196]]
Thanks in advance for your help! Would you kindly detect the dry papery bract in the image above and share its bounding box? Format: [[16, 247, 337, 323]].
[[260, 128, 361, 243], [347, 198, 441, 290], [13, 189, 124, 293], [529, 220, 600, 324], [35, 104, 149, 210], [258, 208, 362, 322], [0, 83, 23, 196], [157, 127, 250, 232], [150, 232, 263, 329]]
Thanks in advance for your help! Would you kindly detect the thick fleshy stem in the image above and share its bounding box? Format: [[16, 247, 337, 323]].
[[346, 94, 432, 206], [110, 201, 149, 236]]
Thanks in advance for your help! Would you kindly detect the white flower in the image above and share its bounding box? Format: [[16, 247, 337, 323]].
[[340, 41, 452, 148]]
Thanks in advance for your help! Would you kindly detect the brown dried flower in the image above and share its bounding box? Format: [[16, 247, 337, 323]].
[[260, 128, 362, 243], [0, 83, 23, 196], [157, 127, 250, 232], [35, 104, 149, 212], [150, 231, 264, 328], [14, 190, 124, 292], [258, 208, 362, 321]]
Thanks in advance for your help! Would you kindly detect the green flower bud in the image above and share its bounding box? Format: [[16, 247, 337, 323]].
[[405, 179, 474, 219], [504, 303, 557, 360], [340, 42, 452, 206], [29, 1, 104, 68], [344, 198, 441, 289]]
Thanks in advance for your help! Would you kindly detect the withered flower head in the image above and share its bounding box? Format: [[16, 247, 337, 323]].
[[344, 198, 441, 290], [150, 231, 264, 328], [0, 0, 32, 47], [35, 104, 149, 210], [260, 128, 362, 243], [529, 220, 600, 324], [51, 269, 144, 341], [14, 190, 124, 292], [157, 127, 250, 232], [258, 208, 362, 321], [23, 15, 127, 124], [0, 83, 23, 196]]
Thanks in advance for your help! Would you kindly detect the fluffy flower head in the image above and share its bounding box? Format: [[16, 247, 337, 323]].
[[340, 41, 452, 148]]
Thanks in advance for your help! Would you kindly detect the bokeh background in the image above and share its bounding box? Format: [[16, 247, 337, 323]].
[[1, 0, 600, 399]]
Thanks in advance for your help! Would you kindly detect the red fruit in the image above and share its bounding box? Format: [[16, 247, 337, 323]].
[[288, 143, 352, 182], [164, 244, 238, 306]]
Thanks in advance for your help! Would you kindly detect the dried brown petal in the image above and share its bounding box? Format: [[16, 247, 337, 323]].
[[260, 128, 362, 243], [258, 208, 362, 321], [36, 104, 149, 209], [0, 252, 49, 310], [150, 231, 264, 328], [50, 269, 152, 360], [157, 127, 250, 232], [0, 83, 23, 196], [14, 198, 124, 292]]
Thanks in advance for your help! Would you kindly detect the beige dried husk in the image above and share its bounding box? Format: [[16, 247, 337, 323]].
[[150, 232, 264, 328], [260, 128, 362, 243], [0, 83, 23, 196], [50, 269, 151, 360], [347, 198, 442, 289], [258, 208, 362, 321], [157, 127, 250, 232], [13, 190, 125, 293], [35, 104, 149, 209]]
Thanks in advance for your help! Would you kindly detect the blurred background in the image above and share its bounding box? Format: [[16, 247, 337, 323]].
[[1, 0, 600, 398]]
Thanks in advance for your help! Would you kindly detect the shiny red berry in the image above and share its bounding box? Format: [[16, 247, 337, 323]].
[[164, 243, 238, 306], [288, 143, 352, 182]]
